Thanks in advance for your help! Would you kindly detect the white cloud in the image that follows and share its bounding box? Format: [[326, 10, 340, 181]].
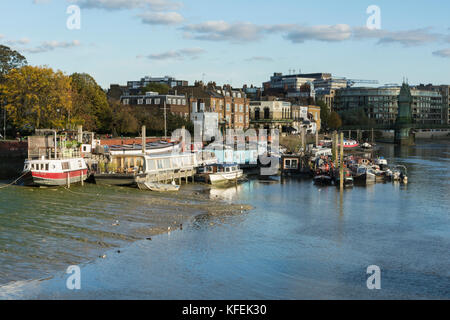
[[353, 27, 440, 47], [23, 40, 81, 54], [182, 20, 447, 48], [432, 48, 450, 58], [245, 56, 274, 62], [142, 47, 205, 60], [139, 11, 183, 25], [183, 21, 352, 43], [71, 0, 182, 11], [5, 38, 31, 45], [283, 24, 352, 43], [183, 21, 264, 42]]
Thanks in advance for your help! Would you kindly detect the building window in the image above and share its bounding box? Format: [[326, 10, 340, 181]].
[[137, 99, 143, 105], [155, 98, 160, 104], [226, 104, 230, 112], [177, 99, 181, 105], [264, 107, 270, 119], [182, 99, 186, 105], [146, 99, 151, 104], [239, 105, 243, 112], [239, 116, 243, 122], [167, 98, 172, 104], [122, 99, 129, 105]]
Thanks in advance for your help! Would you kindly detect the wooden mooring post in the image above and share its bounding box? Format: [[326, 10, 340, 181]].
[[334, 132, 339, 168]]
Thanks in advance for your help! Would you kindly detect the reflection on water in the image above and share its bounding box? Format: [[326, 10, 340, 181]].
[[209, 184, 244, 202], [0, 140, 449, 299]]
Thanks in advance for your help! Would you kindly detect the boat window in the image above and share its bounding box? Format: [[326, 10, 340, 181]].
[[40, 163, 44, 170], [147, 159, 156, 171], [172, 158, 180, 168], [157, 159, 163, 170], [226, 167, 231, 172], [62, 162, 70, 170], [285, 159, 291, 168], [45, 163, 49, 171], [285, 159, 298, 169], [164, 158, 171, 169], [183, 157, 191, 166], [291, 160, 298, 168], [78, 160, 82, 168]]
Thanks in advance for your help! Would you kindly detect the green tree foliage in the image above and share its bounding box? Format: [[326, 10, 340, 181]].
[[0, 45, 27, 81], [317, 100, 330, 131], [135, 108, 193, 136], [141, 83, 170, 95], [110, 101, 139, 135], [340, 108, 375, 126], [70, 73, 112, 132], [0, 65, 72, 130], [328, 111, 342, 130]]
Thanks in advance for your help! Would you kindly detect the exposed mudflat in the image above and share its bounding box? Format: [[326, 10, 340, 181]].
[[0, 181, 252, 285]]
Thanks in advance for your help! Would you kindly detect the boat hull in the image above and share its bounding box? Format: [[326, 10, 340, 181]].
[[208, 171, 244, 185], [137, 182, 180, 192], [93, 173, 137, 186], [22, 169, 88, 186], [353, 172, 376, 185], [313, 175, 333, 185]]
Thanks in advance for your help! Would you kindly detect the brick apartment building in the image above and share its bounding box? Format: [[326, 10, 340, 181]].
[[173, 82, 250, 130], [120, 92, 190, 118]]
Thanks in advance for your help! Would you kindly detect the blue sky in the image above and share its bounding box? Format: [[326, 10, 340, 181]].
[[0, 0, 449, 89]]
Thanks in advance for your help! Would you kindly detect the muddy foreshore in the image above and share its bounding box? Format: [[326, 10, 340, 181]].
[[0, 182, 252, 286]]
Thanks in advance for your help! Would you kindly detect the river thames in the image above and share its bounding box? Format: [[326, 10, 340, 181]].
[[0, 140, 449, 299]]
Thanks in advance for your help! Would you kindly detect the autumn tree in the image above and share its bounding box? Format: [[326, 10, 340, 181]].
[[0, 45, 27, 81], [0, 66, 72, 130], [70, 73, 112, 132]]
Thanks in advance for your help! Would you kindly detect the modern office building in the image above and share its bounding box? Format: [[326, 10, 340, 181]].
[[108, 76, 188, 100], [416, 84, 450, 124], [127, 76, 188, 90], [263, 72, 331, 91], [334, 86, 444, 125]]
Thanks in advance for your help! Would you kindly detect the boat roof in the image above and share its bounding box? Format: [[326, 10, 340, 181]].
[[208, 163, 239, 167], [108, 141, 175, 150]]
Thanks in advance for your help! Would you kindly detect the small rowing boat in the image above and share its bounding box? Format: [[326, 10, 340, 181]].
[[137, 181, 180, 192]]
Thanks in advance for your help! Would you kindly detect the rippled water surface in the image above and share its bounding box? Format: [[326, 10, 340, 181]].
[[1, 140, 449, 299]]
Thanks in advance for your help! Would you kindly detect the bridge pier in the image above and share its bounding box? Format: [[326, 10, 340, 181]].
[[394, 127, 415, 146]]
